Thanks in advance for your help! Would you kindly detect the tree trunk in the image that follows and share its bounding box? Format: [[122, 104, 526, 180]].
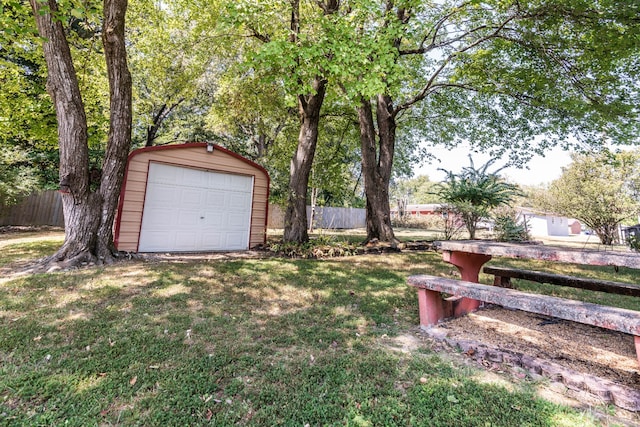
[[30, 0, 132, 268], [97, 0, 133, 262], [145, 104, 167, 147], [357, 95, 399, 247], [283, 77, 327, 243]]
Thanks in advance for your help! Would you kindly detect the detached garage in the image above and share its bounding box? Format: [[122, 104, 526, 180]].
[[114, 143, 269, 252]]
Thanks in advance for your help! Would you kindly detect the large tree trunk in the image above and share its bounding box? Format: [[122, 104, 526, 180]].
[[30, 0, 132, 268], [97, 0, 133, 262], [357, 95, 399, 247], [283, 77, 327, 243]]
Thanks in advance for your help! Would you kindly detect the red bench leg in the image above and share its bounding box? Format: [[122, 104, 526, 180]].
[[416, 288, 452, 327], [452, 297, 482, 317], [441, 251, 492, 313], [416, 289, 482, 328]]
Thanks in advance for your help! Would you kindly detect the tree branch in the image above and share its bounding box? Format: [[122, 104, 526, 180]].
[[396, 13, 517, 113]]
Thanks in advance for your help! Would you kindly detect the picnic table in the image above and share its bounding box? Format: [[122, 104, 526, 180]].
[[437, 239, 640, 282], [407, 240, 640, 365]]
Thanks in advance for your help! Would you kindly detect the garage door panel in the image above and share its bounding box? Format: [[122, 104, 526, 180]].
[[144, 214, 178, 228], [203, 212, 224, 226], [180, 188, 205, 207], [139, 163, 254, 252], [145, 184, 180, 208], [226, 178, 252, 192], [228, 193, 252, 210], [148, 164, 179, 185], [139, 231, 175, 251], [224, 232, 248, 250], [181, 167, 204, 184], [228, 213, 251, 228], [200, 232, 223, 247], [176, 209, 203, 226], [174, 232, 201, 250], [205, 191, 226, 208]]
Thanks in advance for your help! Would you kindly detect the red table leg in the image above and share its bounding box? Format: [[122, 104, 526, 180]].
[[442, 250, 492, 315]]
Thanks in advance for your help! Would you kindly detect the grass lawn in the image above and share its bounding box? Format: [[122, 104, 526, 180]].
[[0, 230, 635, 426]]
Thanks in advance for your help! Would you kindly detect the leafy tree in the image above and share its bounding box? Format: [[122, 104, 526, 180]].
[[536, 150, 640, 245], [391, 175, 441, 207], [435, 157, 523, 239], [331, 0, 640, 246], [223, 0, 348, 243], [1, 0, 109, 189], [24, 0, 132, 267], [127, 0, 217, 148]]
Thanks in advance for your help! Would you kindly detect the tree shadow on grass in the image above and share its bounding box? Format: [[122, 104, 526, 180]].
[[0, 255, 606, 426]]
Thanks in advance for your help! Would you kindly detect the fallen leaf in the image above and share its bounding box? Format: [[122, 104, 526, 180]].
[[205, 408, 213, 421], [129, 376, 137, 386]]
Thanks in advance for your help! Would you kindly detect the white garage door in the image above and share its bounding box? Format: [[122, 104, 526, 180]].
[[138, 163, 254, 252]]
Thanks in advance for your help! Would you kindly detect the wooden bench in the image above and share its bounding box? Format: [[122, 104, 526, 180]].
[[407, 274, 640, 366], [483, 266, 640, 297]]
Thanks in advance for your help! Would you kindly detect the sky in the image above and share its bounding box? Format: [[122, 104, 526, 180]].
[[413, 143, 573, 187]]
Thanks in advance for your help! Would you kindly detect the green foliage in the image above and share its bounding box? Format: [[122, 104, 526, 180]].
[[536, 149, 640, 246], [127, 0, 219, 147], [626, 233, 640, 253], [1, 0, 110, 190], [267, 234, 362, 258], [434, 156, 524, 239], [391, 175, 441, 206], [0, 147, 40, 206], [493, 208, 531, 242]]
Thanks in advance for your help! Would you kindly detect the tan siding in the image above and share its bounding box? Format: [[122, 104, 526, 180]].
[[116, 145, 269, 252], [117, 238, 138, 252], [118, 221, 142, 233]]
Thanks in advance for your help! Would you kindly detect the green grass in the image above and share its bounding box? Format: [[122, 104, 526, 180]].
[[0, 234, 64, 266], [0, 232, 632, 426], [480, 259, 640, 312]]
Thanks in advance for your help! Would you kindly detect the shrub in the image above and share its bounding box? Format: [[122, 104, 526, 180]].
[[493, 209, 530, 242], [626, 233, 640, 252]]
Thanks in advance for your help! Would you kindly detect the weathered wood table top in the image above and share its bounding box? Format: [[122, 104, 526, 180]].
[[436, 240, 640, 269]]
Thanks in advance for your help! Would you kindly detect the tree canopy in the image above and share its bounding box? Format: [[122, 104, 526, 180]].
[[535, 149, 640, 245], [2, 0, 640, 258]]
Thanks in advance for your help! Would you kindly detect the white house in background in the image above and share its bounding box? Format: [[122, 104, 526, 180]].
[[518, 207, 569, 237]]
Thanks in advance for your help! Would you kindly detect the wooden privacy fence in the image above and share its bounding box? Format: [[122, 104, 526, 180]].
[[267, 205, 366, 229], [0, 190, 64, 227], [0, 192, 367, 231]]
